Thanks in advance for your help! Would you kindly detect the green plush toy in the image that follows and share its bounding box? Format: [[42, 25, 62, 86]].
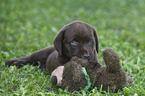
[[51, 48, 134, 92]]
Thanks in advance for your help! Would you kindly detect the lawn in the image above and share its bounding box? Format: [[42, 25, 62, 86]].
[[0, 0, 145, 95]]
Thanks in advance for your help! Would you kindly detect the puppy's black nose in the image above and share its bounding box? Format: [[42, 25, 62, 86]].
[[51, 76, 57, 85], [83, 53, 90, 59]]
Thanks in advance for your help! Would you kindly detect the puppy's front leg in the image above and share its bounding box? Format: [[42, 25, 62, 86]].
[[5, 56, 37, 68], [5, 46, 55, 68]]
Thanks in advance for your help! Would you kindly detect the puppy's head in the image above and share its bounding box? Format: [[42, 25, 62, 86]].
[[54, 21, 99, 62]]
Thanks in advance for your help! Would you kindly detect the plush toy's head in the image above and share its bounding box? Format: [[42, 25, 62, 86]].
[[51, 57, 88, 92], [61, 57, 88, 92], [51, 48, 133, 92], [51, 66, 64, 86]]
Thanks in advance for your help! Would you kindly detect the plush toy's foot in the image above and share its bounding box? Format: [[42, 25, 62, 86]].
[[127, 76, 134, 85]]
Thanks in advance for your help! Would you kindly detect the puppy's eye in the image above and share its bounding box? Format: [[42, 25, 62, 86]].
[[89, 39, 94, 44], [70, 41, 79, 46]]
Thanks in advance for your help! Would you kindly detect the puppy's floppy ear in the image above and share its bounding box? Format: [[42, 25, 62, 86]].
[[93, 28, 99, 53], [54, 26, 66, 56]]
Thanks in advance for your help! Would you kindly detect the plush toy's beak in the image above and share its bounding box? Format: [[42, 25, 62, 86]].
[[51, 66, 64, 86]]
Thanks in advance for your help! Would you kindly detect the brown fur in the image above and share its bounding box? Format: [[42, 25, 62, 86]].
[[61, 48, 127, 92], [5, 21, 100, 73], [62, 60, 87, 92]]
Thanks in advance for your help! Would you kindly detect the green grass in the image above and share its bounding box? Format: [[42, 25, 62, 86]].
[[0, 0, 145, 95]]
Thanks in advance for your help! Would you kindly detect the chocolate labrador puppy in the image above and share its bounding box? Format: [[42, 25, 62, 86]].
[[5, 21, 101, 73]]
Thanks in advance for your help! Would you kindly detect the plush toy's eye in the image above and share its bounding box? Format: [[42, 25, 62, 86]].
[[51, 76, 57, 85], [70, 41, 79, 46]]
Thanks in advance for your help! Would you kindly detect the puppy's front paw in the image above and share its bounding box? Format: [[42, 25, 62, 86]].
[[5, 59, 28, 68], [5, 59, 17, 67]]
